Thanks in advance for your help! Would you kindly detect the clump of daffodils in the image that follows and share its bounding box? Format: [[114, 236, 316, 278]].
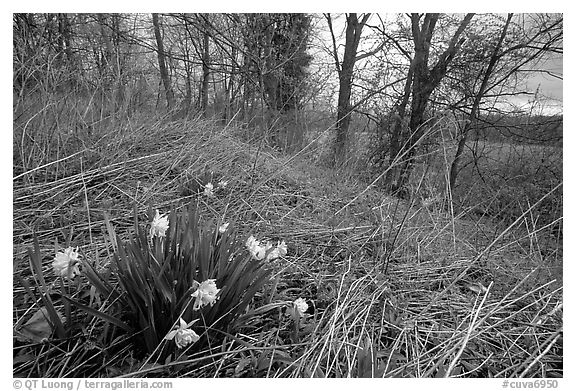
[[165, 318, 200, 348], [246, 235, 287, 261], [203, 182, 214, 197], [191, 279, 221, 311], [150, 210, 169, 238], [52, 246, 81, 279]]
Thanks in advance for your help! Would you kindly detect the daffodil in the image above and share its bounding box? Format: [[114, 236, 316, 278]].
[[277, 241, 288, 256], [219, 222, 229, 233], [246, 236, 288, 261], [52, 246, 81, 279], [150, 210, 169, 238], [266, 240, 288, 261], [217, 180, 228, 188], [265, 246, 280, 261], [191, 279, 220, 310], [165, 318, 200, 348], [204, 182, 214, 197], [293, 298, 308, 317], [246, 235, 266, 260]]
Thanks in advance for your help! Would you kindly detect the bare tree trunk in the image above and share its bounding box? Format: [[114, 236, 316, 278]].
[[97, 14, 113, 78], [152, 13, 175, 110], [97, 14, 117, 114], [110, 14, 125, 113], [449, 13, 513, 190], [386, 62, 414, 174], [226, 44, 238, 121], [57, 14, 70, 65], [201, 20, 210, 117], [327, 13, 371, 165], [240, 50, 254, 123], [56, 13, 77, 89], [181, 17, 193, 115]]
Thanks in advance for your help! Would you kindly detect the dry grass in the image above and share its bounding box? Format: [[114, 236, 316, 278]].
[[13, 104, 562, 377]]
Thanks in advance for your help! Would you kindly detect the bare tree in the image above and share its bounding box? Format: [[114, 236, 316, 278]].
[[152, 13, 175, 110], [201, 21, 210, 116], [386, 13, 474, 195], [326, 13, 376, 165]]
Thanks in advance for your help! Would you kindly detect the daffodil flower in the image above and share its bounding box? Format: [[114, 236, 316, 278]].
[[165, 318, 200, 348], [217, 180, 228, 188], [246, 235, 266, 260], [293, 298, 308, 317], [246, 235, 288, 261], [191, 279, 220, 310], [204, 182, 214, 197], [52, 246, 81, 279], [266, 247, 281, 261], [219, 222, 229, 233], [266, 240, 288, 261], [277, 241, 288, 256], [150, 210, 169, 238]]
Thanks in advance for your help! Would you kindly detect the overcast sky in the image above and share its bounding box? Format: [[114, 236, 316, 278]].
[[521, 54, 563, 114]]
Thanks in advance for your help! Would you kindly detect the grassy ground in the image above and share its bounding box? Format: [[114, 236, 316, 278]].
[[13, 108, 562, 378], [449, 140, 562, 287]]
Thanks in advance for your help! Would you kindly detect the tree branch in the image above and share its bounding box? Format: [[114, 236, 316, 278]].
[[324, 13, 342, 76]]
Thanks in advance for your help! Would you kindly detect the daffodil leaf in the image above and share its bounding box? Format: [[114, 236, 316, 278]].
[[103, 211, 118, 251], [61, 295, 132, 332], [16, 307, 64, 343], [40, 294, 66, 339], [435, 364, 448, 378], [234, 357, 252, 376], [13, 352, 36, 364]]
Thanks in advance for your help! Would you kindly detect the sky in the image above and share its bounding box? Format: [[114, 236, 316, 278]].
[[521, 54, 563, 114]]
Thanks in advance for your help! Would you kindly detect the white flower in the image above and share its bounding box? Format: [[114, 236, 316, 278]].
[[266, 240, 288, 261], [246, 236, 288, 261], [165, 318, 200, 348], [204, 182, 214, 197], [246, 235, 257, 248], [266, 246, 281, 261], [219, 222, 229, 233], [52, 247, 81, 279], [191, 279, 220, 310], [293, 298, 308, 317], [246, 235, 266, 260], [150, 210, 169, 238], [278, 241, 288, 256], [217, 180, 228, 188]]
